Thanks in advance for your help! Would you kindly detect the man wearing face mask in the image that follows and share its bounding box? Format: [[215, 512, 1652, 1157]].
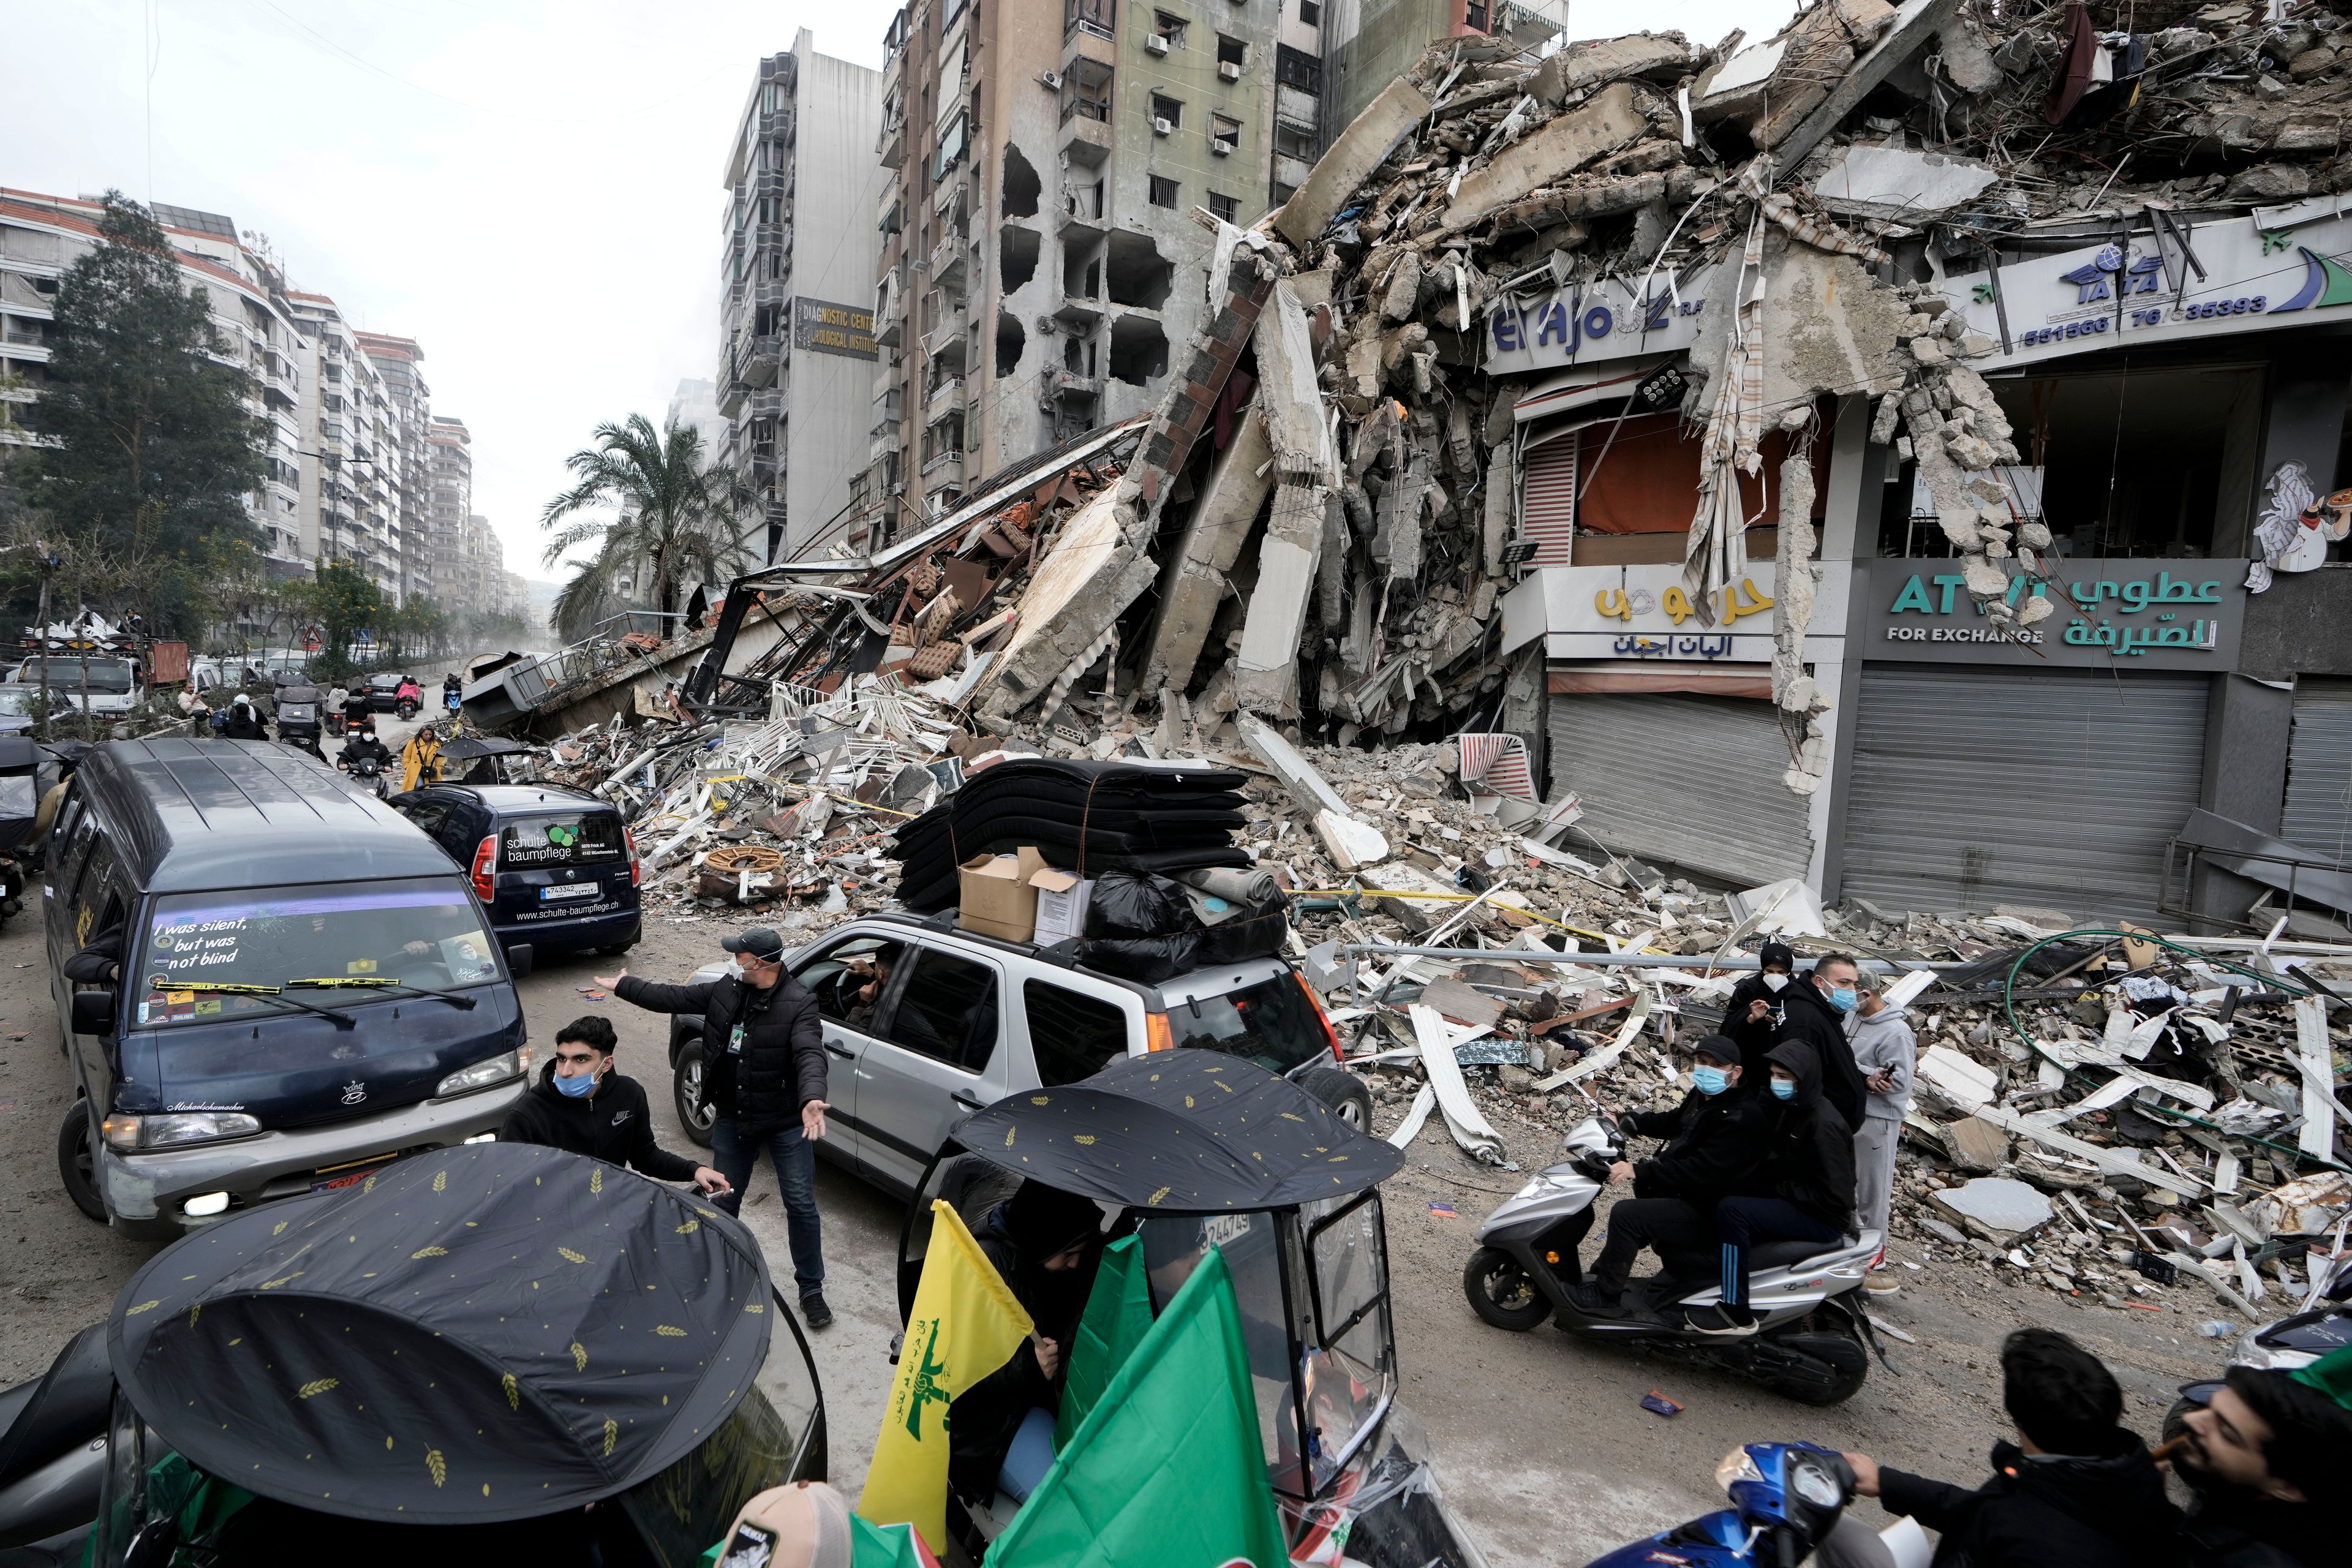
[[1566, 1036, 1770, 1317], [1772, 952, 1872, 1132], [598, 927, 834, 1327], [1719, 940, 1796, 1088], [1847, 981, 1916, 1295], [2169, 1346, 2352, 1568], [499, 1016, 733, 1196], [1689, 1039, 1855, 1336]]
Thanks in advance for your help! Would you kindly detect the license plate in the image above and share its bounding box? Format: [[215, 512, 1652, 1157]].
[[539, 883, 601, 902], [312, 1164, 387, 1193]]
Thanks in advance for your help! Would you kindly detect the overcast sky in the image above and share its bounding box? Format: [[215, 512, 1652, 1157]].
[[6, 0, 1796, 584]]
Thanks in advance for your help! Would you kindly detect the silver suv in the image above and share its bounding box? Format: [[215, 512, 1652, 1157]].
[[666, 909, 1370, 1195]]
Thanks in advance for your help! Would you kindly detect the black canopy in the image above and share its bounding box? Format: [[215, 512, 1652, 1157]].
[[108, 1142, 772, 1523], [949, 1049, 1400, 1212], [438, 734, 535, 763]]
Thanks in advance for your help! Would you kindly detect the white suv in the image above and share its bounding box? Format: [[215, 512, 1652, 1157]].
[[666, 909, 1370, 1195]]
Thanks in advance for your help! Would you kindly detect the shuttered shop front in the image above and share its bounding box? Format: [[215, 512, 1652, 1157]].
[[1548, 692, 1813, 886], [2282, 679, 2352, 870], [1840, 666, 2207, 921]]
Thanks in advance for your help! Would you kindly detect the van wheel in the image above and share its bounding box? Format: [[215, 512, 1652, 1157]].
[[58, 1104, 107, 1223], [674, 1041, 717, 1148], [1298, 1066, 1374, 1132]]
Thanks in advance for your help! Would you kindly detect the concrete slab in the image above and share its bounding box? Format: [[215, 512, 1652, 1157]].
[[1235, 483, 1328, 715], [1814, 144, 1997, 221], [1442, 81, 1653, 233], [1140, 404, 1276, 693], [1930, 1177, 2052, 1239], [1274, 77, 1432, 247]]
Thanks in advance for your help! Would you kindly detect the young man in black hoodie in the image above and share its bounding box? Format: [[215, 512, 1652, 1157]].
[[2169, 1349, 2352, 1568], [1843, 1328, 2178, 1568], [1771, 952, 1872, 1131], [1689, 1039, 1854, 1336], [499, 1016, 733, 1196], [1566, 1035, 1770, 1317], [1717, 940, 1796, 1088]]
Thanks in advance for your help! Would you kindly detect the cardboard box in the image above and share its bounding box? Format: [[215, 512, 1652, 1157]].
[[1029, 867, 1095, 945], [957, 846, 1048, 942]]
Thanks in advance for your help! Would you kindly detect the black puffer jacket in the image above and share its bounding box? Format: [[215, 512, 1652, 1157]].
[[1774, 977, 1871, 1129], [1748, 1040, 1856, 1230], [1878, 1431, 2181, 1568], [1620, 1087, 1770, 1207], [614, 971, 824, 1138], [497, 1065, 701, 1182]]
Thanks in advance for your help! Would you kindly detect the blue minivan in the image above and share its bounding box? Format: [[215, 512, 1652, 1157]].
[[47, 740, 534, 1243], [388, 783, 643, 957]]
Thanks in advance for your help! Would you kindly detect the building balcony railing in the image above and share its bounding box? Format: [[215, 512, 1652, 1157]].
[[920, 450, 965, 484], [930, 234, 969, 289], [920, 309, 969, 366], [925, 375, 967, 413]]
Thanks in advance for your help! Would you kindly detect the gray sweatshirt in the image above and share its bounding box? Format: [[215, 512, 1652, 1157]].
[[1845, 1000, 1917, 1123]]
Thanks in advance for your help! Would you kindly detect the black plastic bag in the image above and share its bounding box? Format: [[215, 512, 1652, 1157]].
[[1086, 870, 1196, 938], [1065, 932, 1207, 986]]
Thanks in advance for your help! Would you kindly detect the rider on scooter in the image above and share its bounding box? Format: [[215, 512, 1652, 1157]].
[[1687, 1040, 1856, 1338], [337, 721, 394, 776], [1565, 1035, 1769, 1319]]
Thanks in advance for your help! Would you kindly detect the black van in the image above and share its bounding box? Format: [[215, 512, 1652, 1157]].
[[46, 739, 533, 1243]]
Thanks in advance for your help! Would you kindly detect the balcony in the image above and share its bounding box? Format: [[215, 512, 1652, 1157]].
[[920, 307, 969, 365], [921, 450, 965, 486], [878, 115, 906, 169], [1047, 368, 1102, 402], [930, 234, 969, 289], [1057, 191, 1109, 245], [748, 386, 787, 424], [735, 331, 781, 391], [925, 375, 967, 414]]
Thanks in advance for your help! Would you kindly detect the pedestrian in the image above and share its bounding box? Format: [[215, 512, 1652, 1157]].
[[1844, 1327, 2179, 1568], [1689, 1040, 1854, 1336], [1773, 952, 1873, 1131], [2169, 1344, 2352, 1568], [1847, 980, 1916, 1294], [498, 1016, 733, 1196], [1718, 939, 1796, 1088], [597, 927, 834, 1327], [176, 683, 213, 737]]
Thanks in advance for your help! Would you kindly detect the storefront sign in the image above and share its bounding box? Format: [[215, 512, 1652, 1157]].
[[1858, 561, 2249, 669], [1502, 559, 1853, 664], [1483, 263, 1717, 376], [1950, 211, 2352, 367], [793, 296, 878, 360]]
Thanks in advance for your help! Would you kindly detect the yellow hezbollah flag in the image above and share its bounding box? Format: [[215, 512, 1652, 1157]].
[[857, 1200, 1035, 1552]]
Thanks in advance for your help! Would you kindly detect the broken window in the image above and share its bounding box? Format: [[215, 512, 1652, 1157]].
[[1207, 190, 1239, 224], [1274, 121, 1315, 159], [1150, 92, 1183, 130], [1275, 44, 1321, 93], [1108, 315, 1168, 385], [1153, 11, 1188, 47], [1148, 175, 1180, 209], [1061, 58, 1113, 123], [1296, 0, 1319, 24], [995, 311, 1026, 377], [1000, 225, 1041, 292], [1212, 112, 1241, 153], [1063, 243, 1102, 299], [1066, 0, 1115, 39], [1464, 1, 1488, 31], [1063, 333, 1098, 375], [1001, 143, 1041, 218], [1107, 230, 1174, 306]]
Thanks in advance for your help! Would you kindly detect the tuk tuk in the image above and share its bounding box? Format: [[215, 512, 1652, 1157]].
[[271, 682, 328, 758], [895, 1050, 1488, 1567], [0, 1142, 827, 1567]]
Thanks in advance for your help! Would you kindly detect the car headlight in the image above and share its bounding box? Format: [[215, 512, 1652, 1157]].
[[101, 1111, 262, 1152], [1714, 1446, 1765, 1494], [438, 1048, 527, 1097]]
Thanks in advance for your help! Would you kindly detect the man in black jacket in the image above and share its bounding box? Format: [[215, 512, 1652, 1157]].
[[1717, 940, 1796, 1088], [499, 1016, 733, 1196], [599, 926, 834, 1326], [1689, 1039, 1855, 1336], [220, 694, 269, 741], [1773, 952, 1871, 1131], [2169, 1351, 2351, 1568], [1844, 1328, 2179, 1568], [1566, 1035, 1768, 1317]]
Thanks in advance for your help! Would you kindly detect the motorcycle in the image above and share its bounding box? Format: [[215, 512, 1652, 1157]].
[[347, 753, 390, 799], [1580, 1441, 1929, 1568], [1463, 1114, 1883, 1404]]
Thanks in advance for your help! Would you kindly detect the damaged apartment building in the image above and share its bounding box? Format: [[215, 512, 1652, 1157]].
[[688, 0, 2352, 938]]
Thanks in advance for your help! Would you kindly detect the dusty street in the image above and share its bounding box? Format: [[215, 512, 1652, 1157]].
[[1, 889, 2235, 1564]]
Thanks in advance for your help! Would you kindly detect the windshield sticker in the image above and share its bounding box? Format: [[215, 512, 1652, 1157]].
[[150, 916, 247, 977]]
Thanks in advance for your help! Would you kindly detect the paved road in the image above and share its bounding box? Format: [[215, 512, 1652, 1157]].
[[0, 873, 2235, 1562]]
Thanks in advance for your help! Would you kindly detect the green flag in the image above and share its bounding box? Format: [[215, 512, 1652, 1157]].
[[987, 1248, 1290, 1568], [1055, 1233, 1156, 1450]]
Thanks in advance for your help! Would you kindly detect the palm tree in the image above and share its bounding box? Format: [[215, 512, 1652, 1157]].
[[539, 414, 755, 641]]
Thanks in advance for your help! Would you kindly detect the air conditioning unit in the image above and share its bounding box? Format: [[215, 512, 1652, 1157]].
[[1040, 69, 1063, 90], [1211, 140, 1232, 156], [1218, 60, 1242, 80], [1145, 33, 1170, 54], [1152, 116, 1174, 136]]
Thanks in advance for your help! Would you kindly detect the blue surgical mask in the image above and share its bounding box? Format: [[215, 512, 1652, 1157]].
[[554, 1069, 597, 1099], [1770, 1077, 1797, 1102], [1692, 1065, 1731, 1096], [1826, 985, 1860, 1014]]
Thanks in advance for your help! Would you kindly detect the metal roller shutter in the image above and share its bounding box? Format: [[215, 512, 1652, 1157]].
[[1518, 432, 1577, 567], [1841, 666, 2207, 922], [1547, 692, 1812, 886], [2282, 680, 2352, 869]]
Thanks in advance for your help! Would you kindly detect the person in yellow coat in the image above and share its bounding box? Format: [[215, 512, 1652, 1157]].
[[399, 726, 443, 793]]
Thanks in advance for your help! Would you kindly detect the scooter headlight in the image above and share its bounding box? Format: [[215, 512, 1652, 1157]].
[[1787, 1456, 1845, 1510], [1714, 1446, 1765, 1495]]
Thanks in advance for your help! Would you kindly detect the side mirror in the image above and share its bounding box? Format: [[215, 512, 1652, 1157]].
[[506, 944, 534, 979], [71, 990, 116, 1036]]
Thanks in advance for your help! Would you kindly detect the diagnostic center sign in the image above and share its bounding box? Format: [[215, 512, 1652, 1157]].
[[793, 296, 878, 360], [1858, 560, 2248, 669]]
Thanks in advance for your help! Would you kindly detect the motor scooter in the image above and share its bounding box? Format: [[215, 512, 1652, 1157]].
[[1463, 1114, 1885, 1404], [347, 753, 390, 800], [1580, 1441, 1930, 1568]]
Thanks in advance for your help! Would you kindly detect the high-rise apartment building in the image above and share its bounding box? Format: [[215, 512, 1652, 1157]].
[[717, 34, 886, 565], [354, 332, 434, 607], [1319, 0, 1564, 134], [287, 290, 405, 598], [426, 417, 473, 603], [862, 0, 1314, 541]]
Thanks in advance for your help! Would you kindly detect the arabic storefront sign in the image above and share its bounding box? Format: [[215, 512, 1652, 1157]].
[[1483, 262, 1717, 376], [1502, 559, 1854, 663], [1949, 211, 2352, 368], [1857, 561, 2248, 669], [793, 296, 878, 361]]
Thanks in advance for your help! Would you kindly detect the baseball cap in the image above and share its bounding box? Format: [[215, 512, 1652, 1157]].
[[1691, 1034, 1741, 1065], [722, 927, 788, 962]]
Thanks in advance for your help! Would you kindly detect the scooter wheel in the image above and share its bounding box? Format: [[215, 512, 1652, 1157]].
[[1463, 1246, 1550, 1332]]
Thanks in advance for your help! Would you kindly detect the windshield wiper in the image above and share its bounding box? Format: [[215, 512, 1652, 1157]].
[[287, 977, 478, 1011], [148, 979, 357, 1029]]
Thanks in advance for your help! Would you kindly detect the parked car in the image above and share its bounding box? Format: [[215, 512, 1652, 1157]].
[[665, 910, 1368, 1194], [47, 739, 533, 1243], [387, 783, 643, 959], [10, 656, 141, 717], [0, 685, 62, 734]]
